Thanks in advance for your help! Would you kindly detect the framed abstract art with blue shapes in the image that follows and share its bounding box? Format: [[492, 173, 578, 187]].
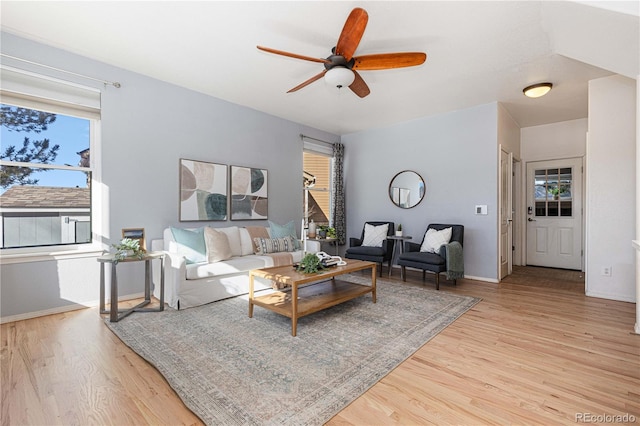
[[179, 159, 228, 221], [230, 165, 268, 220]]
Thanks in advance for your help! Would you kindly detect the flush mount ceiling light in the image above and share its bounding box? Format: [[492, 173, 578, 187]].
[[523, 82, 553, 98], [324, 67, 355, 89]]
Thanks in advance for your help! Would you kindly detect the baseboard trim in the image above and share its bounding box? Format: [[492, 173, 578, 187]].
[[0, 292, 146, 324], [392, 266, 498, 284], [464, 275, 499, 283], [585, 290, 635, 304]]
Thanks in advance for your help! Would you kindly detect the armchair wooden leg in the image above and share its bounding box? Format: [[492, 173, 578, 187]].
[[435, 273, 440, 290], [401, 266, 406, 282]]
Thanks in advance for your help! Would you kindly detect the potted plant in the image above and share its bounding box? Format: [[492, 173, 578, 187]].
[[296, 253, 326, 274], [326, 226, 337, 239], [317, 225, 336, 239], [112, 237, 145, 262], [396, 223, 403, 237], [550, 184, 568, 200]]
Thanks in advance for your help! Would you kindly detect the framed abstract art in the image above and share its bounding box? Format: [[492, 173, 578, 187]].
[[179, 159, 228, 221], [230, 165, 268, 220]]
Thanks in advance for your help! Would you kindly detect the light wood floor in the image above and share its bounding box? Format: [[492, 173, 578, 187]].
[[2, 267, 638, 425]]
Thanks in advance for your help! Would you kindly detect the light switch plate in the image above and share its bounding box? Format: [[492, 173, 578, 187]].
[[475, 205, 488, 215]]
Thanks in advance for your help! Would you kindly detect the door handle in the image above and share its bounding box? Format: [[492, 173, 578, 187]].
[[528, 218, 536, 222]]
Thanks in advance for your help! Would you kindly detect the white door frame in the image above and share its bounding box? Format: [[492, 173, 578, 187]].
[[512, 158, 523, 266]]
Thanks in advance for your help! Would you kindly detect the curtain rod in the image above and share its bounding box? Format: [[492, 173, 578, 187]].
[[1, 53, 121, 88], [300, 134, 336, 146]]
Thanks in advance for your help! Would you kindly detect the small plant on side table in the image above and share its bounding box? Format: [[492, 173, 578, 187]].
[[296, 253, 326, 274], [112, 238, 145, 262], [318, 225, 337, 239], [326, 227, 337, 239]]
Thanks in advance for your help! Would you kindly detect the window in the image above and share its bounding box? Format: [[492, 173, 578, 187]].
[[302, 139, 334, 227], [0, 103, 95, 249], [0, 67, 101, 257], [534, 167, 573, 217]]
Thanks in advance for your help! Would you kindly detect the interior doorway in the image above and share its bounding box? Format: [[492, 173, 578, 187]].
[[499, 148, 513, 279], [501, 265, 585, 293], [499, 148, 522, 280]]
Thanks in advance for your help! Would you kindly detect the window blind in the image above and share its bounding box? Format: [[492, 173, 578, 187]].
[[0, 66, 100, 119]]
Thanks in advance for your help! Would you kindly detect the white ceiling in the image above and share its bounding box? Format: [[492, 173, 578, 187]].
[[1, 1, 638, 135]]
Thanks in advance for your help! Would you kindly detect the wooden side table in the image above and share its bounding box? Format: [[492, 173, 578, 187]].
[[313, 237, 338, 255], [97, 251, 165, 322], [387, 235, 412, 278]]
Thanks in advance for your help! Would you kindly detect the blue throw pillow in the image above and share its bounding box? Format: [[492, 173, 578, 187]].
[[268, 220, 300, 250], [170, 227, 206, 264]]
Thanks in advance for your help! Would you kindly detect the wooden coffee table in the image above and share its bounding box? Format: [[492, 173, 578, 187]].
[[248, 259, 377, 336]]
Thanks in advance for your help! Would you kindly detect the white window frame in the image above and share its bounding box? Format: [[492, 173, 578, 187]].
[[303, 140, 335, 226], [0, 87, 104, 264]]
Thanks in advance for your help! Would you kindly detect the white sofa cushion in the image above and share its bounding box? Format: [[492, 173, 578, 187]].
[[184, 251, 306, 280], [186, 256, 270, 280]]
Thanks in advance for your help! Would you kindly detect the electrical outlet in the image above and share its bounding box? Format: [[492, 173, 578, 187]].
[[601, 266, 612, 277]]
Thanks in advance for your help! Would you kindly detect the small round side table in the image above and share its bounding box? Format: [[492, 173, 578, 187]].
[[387, 235, 412, 278]]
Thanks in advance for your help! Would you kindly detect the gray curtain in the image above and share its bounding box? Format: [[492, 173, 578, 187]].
[[332, 143, 346, 245]]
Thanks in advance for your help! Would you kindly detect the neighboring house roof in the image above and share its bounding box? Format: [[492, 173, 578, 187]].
[[0, 186, 90, 209]]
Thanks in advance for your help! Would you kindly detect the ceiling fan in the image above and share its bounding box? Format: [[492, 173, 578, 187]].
[[257, 7, 426, 98]]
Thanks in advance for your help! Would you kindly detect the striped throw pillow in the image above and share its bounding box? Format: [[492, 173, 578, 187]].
[[254, 236, 296, 254]]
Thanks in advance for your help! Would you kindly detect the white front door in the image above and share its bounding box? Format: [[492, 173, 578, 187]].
[[526, 158, 583, 270], [500, 148, 513, 279]]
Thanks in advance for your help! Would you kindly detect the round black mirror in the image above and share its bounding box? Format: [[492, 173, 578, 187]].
[[389, 170, 425, 209]]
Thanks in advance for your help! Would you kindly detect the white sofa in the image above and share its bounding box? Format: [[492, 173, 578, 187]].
[[151, 225, 319, 309]]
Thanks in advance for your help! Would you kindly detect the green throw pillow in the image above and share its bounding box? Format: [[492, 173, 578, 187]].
[[268, 220, 300, 250], [170, 227, 206, 264]]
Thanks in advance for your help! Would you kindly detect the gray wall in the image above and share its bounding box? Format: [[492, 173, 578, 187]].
[[586, 75, 636, 302], [342, 103, 499, 281], [0, 32, 338, 320]]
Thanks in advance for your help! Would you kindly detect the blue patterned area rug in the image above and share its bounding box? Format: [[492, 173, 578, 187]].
[[106, 275, 480, 426]]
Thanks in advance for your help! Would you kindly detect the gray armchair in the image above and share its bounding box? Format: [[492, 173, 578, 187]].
[[398, 224, 464, 289], [345, 221, 395, 276]]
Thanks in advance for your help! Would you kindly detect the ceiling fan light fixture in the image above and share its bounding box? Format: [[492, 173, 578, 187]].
[[324, 67, 355, 89], [523, 82, 553, 98]]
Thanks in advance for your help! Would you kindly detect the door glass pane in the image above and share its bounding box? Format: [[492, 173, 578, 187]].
[[533, 167, 573, 218], [559, 168, 572, 199]]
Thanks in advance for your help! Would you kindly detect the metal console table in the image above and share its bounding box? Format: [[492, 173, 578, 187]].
[[97, 251, 165, 322]]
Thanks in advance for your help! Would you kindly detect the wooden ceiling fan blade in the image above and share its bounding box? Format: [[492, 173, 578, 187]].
[[335, 8, 368, 62], [257, 46, 331, 64], [287, 70, 327, 93], [353, 52, 427, 70], [349, 71, 370, 98]]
